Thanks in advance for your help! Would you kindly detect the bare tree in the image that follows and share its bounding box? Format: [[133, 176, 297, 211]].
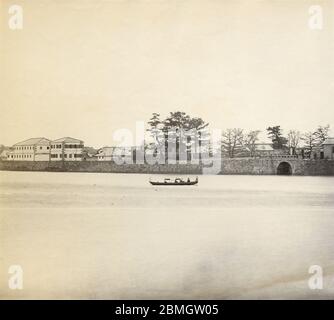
[[243, 130, 261, 157], [301, 131, 317, 158], [301, 125, 330, 158], [287, 130, 301, 155], [313, 125, 330, 146], [221, 128, 244, 158]]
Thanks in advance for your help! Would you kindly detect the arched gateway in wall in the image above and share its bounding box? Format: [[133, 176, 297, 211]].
[[277, 161, 292, 175]]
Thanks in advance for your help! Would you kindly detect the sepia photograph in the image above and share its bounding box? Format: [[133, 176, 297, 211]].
[[1, 0, 334, 307]]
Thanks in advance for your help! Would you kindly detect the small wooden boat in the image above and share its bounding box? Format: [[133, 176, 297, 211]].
[[149, 177, 198, 186]]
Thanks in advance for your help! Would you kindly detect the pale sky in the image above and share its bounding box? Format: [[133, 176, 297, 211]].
[[1, 0, 333, 148]]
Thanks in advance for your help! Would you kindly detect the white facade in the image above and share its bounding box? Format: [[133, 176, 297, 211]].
[[50, 137, 84, 161], [8, 138, 51, 161], [7, 137, 85, 162]]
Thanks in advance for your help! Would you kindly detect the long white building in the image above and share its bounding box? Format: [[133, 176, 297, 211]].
[[7, 137, 51, 161], [7, 137, 84, 161]]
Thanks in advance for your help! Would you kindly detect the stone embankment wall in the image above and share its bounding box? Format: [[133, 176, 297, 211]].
[[0, 160, 202, 174], [0, 158, 333, 175]]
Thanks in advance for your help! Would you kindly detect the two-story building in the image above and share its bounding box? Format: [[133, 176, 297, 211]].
[[50, 137, 84, 161], [7, 137, 51, 161]]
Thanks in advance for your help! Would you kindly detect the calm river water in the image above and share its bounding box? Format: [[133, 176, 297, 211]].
[[0, 171, 334, 299]]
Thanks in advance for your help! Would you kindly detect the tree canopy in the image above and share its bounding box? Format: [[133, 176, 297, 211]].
[[266, 126, 288, 150]]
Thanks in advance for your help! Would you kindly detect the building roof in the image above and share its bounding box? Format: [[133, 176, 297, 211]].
[[100, 146, 115, 151], [13, 137, 50, 146], [254, 143, 274, 151], [95, 146, 135, 157], [323, 138, 334, 145], [96, 147, 114, 156], [52, 137, 83, 144]]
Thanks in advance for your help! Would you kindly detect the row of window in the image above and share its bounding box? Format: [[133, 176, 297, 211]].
[[50, 154, 82, 159], [15, 146, 49, 150], [51, 144, 83, 149], [9, 154, 82, 159], [15, 145, 83, 150], [64, 144, 83, 149], [9, 154, 33, 159], [15, 146, 33, 150]]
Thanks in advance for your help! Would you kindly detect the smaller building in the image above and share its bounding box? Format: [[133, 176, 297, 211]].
[[50, 137, 84, 161], [95, 146, 134, 163], [95, 147, 114, 161], [82, 147, 98, 161], [8, 137, 51, 161], [323, 138, 334, 160], [0, 148, 12, 161], [253, 143, 274, 157]]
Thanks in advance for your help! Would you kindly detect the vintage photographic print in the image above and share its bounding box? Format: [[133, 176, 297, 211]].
[[0, 0, 334, 303]]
